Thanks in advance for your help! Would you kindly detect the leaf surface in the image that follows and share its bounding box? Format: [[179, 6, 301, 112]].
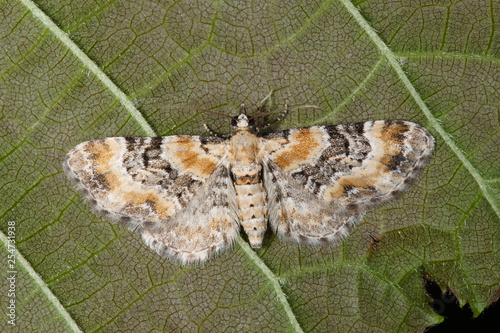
[[1, 0, 499, 332]]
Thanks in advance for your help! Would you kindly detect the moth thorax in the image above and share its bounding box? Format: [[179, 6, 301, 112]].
[[232, 165, 268, 248]]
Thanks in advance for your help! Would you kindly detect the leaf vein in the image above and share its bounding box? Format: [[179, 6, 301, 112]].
[[0, 232, 83, 332], [340, 0, 500, 219]]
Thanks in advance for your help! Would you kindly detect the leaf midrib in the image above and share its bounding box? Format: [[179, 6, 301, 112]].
[[0, 232, 83, 332]]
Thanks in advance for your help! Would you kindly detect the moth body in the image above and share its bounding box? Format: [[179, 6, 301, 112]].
[[229, 123, 268, 248]]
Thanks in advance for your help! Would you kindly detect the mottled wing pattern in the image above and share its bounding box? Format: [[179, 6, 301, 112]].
[[142, 163, 239, 263], [64, 135, 238, 262], [262, 160, 364, 244], [261, 121, 434, 244]]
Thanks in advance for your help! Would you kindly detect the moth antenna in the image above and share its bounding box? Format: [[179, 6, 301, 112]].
[[162, 105, 235, 119], [163, 104, 235, 137], [250, 104, 319, 120], [203, 123, 232, 138], [253, 104, 319, 132]]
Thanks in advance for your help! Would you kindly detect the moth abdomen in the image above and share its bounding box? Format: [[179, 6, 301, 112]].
[[232, 166, 268, 248]]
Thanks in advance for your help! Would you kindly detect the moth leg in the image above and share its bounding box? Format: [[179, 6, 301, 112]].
[[203, 123, 232, 138]]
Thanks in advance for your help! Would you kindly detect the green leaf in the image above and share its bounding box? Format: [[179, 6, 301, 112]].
[[1, 0, 499, 331]]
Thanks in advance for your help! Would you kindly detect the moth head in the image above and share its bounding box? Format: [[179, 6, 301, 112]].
[[232, 103, 255, 130], [233, 114, 249, 128]]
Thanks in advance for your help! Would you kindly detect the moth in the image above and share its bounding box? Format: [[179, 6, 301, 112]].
[[64, 104, 434, 264]]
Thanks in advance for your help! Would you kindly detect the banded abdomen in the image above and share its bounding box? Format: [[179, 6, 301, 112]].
[[232, 164, 268, 248]]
